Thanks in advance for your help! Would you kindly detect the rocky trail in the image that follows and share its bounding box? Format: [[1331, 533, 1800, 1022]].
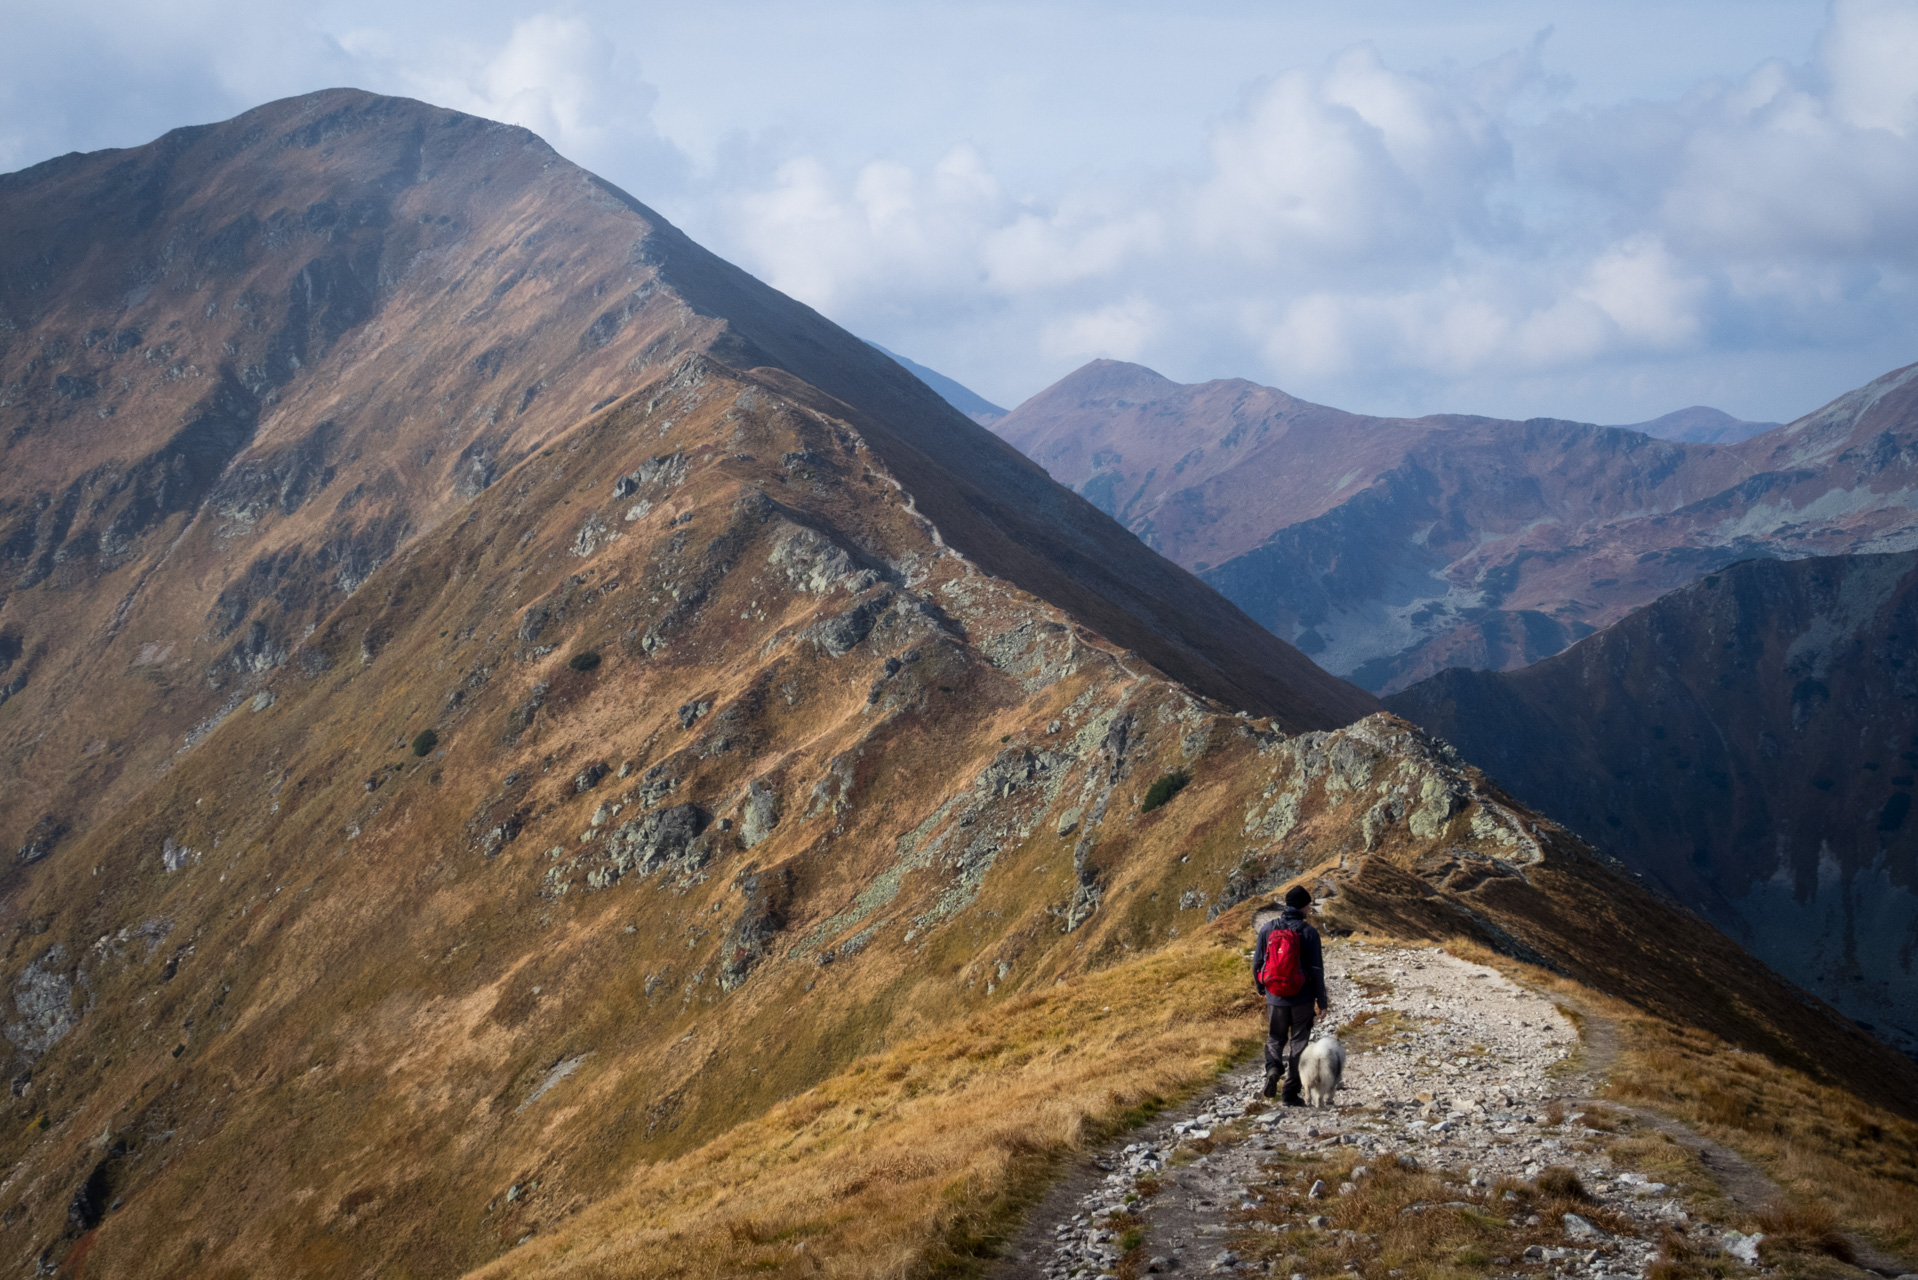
[[991, 941, 1918, 1280]]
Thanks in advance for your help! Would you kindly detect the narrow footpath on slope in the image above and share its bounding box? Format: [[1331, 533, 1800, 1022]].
[[991, 939, 1918, 1280]]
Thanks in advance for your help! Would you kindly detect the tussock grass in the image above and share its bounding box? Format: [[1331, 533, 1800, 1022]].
[[1650, 1225, 1739, 1280], [1533, 1166, 1587, 1201], [474, 933, 1258, 1279], [1756, 1200, 1856, 1264], [1605, 1130, 1733, 1221]]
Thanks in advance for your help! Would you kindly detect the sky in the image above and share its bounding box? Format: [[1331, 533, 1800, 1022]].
[[3, 0, 1917, 424]]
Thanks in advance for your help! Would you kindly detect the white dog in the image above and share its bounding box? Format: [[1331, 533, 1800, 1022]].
[[1298, 1034, 1346, 1107]]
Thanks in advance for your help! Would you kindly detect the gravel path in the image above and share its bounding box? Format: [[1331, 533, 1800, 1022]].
[[990, 940, 1917, 1280]]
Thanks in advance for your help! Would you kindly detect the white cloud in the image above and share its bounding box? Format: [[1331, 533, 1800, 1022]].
[[729, 146, 1010, 319], [1040, 298, 1161, 364], [1823, 0, 1918, 133], [1188, 45, 1511, 274], [703, 4, 1918, 419], [981, 204, 1162, 294], [5, 0, 1913, 422], [1577, 237, 1706, 349]]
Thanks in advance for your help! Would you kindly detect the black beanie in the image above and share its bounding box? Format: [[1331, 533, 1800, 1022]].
[[1284, 885, 1312, 909]]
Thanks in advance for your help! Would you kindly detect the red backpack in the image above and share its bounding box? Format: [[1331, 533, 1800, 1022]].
[[1259, 922, 1305, 997]]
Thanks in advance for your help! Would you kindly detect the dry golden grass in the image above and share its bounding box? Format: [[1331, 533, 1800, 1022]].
[[441, 916, 1918, 1280], [1610, 1015, 1918, 1260], [1603, 1130, 1735, 1222], [470, 931, 1259, 1279], [1533, 1165, 1587, 1200], [1649, 1225, 1742, 1280], [1755, 1200, 1856, 1264]]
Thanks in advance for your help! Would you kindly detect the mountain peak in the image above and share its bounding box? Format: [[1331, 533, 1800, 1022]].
[[1037, 358, 1189, 406], [1609, 404, 1781, 444], [0, 86, 1374, 858]]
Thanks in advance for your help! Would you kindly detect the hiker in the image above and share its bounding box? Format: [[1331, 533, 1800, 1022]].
[[1253, 884, 1330, 1104]]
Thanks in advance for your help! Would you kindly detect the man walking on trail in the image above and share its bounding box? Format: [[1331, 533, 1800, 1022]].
[[1254, 885, 1329, 1104]]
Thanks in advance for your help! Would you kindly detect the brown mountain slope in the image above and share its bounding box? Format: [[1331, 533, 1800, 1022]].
[[0, 92, 1912, 1280], [1386, 552, 1918, 1056], [0, 90, 1374, 872], [994, 360, 1918, 692]]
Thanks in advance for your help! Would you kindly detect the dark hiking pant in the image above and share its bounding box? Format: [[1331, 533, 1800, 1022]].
[[1266, 1002, 1315, 1101]]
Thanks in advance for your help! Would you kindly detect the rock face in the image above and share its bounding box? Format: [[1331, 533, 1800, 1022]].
[[1386, 552, 1918, 1054], [994, 359, 1918, 692]]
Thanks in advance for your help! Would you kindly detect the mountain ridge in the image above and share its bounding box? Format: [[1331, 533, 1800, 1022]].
[[993, 357, 1918, 691], [868, 342, 1007, 423], [0, 89, 1374, 870]]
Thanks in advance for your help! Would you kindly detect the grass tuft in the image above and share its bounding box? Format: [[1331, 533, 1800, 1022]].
[[1755, 1200, 1856, 1263], [1339, 1008, 1415, 1052], [1534, 1166, 1587, 1201]]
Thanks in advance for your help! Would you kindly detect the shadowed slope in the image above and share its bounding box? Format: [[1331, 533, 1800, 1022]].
[[1387, 552, 1918, 1054]]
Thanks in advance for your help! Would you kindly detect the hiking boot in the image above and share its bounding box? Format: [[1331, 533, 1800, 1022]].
[[1282, 1092, 1306, 1108], [1262, 1070, 1280, 1099]]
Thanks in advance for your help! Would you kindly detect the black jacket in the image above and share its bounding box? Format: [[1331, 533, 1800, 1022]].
[[1253, 908, 1327, 1008]]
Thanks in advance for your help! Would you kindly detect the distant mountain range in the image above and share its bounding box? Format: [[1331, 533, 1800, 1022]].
[[992, 358, 1918, 693], [1610, 405, 1780, 444], [868, 343, 1006, 424], [1387, 552, 1918, 1055]]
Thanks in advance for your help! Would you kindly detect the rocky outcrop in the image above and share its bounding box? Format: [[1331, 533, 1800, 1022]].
[[719, 864, 792, 991], [738, 780, 779, 849], [545, 803, 714, 895], [5, 948, 79, 1058]]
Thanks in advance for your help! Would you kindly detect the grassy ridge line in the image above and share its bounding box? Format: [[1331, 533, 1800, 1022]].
[[471, 926, 1260, 1279], [476, 913, 1918, 1280]]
